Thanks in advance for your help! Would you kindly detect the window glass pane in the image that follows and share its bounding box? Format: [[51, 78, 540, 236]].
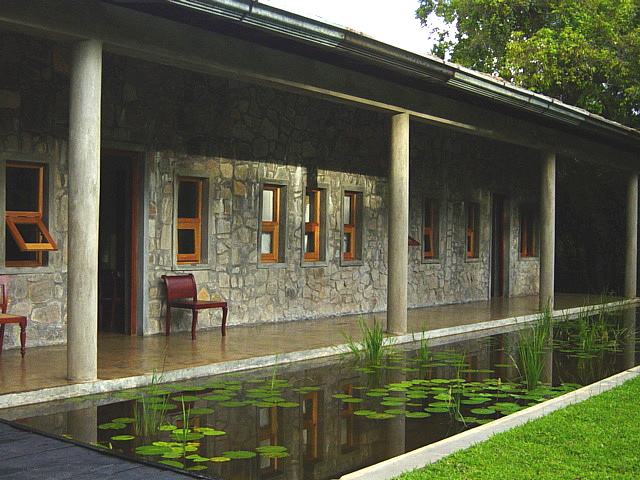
[[343, 232, 352, 254], [178, 179, 199, 219], [305, 231, 315, 253], [343, 195, 352, 225], [424, 233, 432, 253], [262, 188, 274, 222], [177, 228, 196, 255], [5, 230, 37, 263], [6, 165, 40, 212], [424, 201, 432, 228], [305, 190, 317, 223], [261, 232, 273, 254]]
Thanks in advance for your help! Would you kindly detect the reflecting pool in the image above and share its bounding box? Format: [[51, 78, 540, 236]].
[[2, 307, 637, 480]]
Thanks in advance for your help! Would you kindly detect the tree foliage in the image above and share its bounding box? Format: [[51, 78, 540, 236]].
[[417, 0, 640, 126]]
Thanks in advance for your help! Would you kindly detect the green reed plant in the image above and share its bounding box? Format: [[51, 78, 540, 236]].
[[134, 356, 170, 437], [342, 317, 390, 366], [510, 307, 552, 391]]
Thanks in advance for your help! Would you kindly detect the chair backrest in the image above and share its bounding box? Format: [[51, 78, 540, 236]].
[[162, 274, 197, 302], [0, 275, 9, 314]]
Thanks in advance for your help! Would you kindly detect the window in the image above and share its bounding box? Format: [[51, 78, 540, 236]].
[[4, 162, 57, 267], [343, 191, 362, 262], [302, 391, 320, 461], [258, 406, 280, 473], [261, 184, 283, 263], [520, 207, 539, 258], [176, 177, 203, 264], [304, 188, 325, 262], [466, 202, 479, 259], [423, 198, 439, 260], [340, 384, 356, 452]]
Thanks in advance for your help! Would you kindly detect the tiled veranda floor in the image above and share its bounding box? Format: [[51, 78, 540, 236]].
[[0, 294, 608, 395], [0, 293, 614, 402]]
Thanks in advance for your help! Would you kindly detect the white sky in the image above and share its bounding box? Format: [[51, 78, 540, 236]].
[[260, 0, 439, 55]]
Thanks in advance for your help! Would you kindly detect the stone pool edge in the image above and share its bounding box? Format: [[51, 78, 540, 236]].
[[340, 353, 640, 480], [0, 299, 635, 410]]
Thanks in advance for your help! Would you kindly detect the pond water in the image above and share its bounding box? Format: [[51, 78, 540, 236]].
[[3, 307, 638, 480]]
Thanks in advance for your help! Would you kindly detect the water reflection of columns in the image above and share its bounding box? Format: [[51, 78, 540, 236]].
[[387, 359, 406, 458], [67, 407, 98, 444], [623, 308, 637, 370], [540, 325, 554, 386]]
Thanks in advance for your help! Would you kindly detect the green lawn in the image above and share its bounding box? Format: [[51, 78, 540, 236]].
[[394, 374, 640, 480]]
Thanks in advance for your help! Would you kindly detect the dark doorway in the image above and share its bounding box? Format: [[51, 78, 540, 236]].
[[98, 150, 140, 334], [491, 194, 506, 297]]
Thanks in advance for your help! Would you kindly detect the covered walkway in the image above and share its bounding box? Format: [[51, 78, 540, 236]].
[[0, 293, 629, 410]]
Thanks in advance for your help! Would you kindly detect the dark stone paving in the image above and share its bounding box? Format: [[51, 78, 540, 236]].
[[0, 420, 219, 480]]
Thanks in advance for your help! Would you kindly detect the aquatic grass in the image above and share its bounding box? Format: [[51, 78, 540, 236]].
[[134, 369, 171, 437], [342, 317, 392, 366], [510, 307, 552, 391]]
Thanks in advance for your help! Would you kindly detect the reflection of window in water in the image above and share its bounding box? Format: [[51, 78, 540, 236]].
[[340, 384, 355, 452], [302, 391, 320, 461], [258, 406, 279, 473]]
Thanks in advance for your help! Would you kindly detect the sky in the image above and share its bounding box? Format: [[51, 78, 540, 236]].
[[260, 0, 441, 56]]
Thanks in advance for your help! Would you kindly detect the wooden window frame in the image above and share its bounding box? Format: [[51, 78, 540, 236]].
[[258, 406, 280, 474], [176, 176, 203, 264], [466, 202, 479, 259], [302, 391, 320, 461], [304, 188, 322, 262], [423, 198, 438, 260], [340, 384, 356, 452], [261, 185, 281, 263], [343, 192, 357, 262], [520, 207, 538, 258], [5, 162, 57, 267]]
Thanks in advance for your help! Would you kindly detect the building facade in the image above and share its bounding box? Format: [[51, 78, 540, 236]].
[[0, 0, 637, 382]]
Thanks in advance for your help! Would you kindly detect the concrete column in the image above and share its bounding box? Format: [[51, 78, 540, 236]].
[[539, 151, 556, 311], [67, 39, 102, 382], [625, 172, 638, 298], [387, 113, 410, 334]]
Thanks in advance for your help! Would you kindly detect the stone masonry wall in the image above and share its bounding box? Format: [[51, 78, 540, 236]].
[[0, 32, 541, 347]]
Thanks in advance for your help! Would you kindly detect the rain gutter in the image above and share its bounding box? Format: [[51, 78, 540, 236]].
[[115, 0, 640, 145]]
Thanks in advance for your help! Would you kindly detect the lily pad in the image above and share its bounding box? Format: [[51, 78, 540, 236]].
[[189, 408, 214, 415], [405, 412, 431, 419], [219, 401, 247, 408], [353, 410, 377, 416], [135, 445, 173, 455], [470, 408, 496, 415], [366, 412, 396, 420], [98, 422, 127, 430], [112, 417, 135, 424], [210, 456, 232, 462], [202, 395, 232, 402], [222, 450, 257, 459], [111, 435, 135, 441]]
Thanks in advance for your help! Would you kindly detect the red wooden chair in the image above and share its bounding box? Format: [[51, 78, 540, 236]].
[[0, 275, 27, 357], [161, 274, 227, 340]]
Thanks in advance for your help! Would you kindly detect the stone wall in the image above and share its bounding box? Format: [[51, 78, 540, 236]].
[[0, 33, 70, 348], [0, 32, 541, 347]]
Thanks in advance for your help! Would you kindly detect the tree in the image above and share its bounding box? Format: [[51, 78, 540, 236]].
[[417, 0, 640, 126], [416, 0, 640, 294]]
